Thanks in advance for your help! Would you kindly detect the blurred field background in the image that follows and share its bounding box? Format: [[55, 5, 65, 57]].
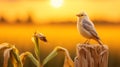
[[0, 0, 120, 67]]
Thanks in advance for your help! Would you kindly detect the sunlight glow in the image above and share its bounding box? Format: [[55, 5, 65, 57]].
[[51, 0, 63, 8]]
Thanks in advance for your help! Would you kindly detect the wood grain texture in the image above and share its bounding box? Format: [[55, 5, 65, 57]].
[[74, 44, 109, 67]]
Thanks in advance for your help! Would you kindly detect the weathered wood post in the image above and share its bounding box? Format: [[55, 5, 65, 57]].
[[74, 44, 109, 67]]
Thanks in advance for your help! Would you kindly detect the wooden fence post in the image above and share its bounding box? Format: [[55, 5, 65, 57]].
[[74, 44, 109, 67]]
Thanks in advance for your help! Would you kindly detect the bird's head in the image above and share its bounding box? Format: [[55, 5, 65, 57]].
[[76, 12, 87, 17]]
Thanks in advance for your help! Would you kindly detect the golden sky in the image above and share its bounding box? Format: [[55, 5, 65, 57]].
[[0, 0, 120, 24]]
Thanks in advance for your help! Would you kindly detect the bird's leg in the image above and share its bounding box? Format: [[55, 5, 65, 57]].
[[84, 39, 89, 44], [86, 39, 90, 44], [84, 39, 90, 44]]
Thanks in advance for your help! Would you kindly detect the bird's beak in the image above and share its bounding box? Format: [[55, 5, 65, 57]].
[[76, 14, 80, 17]]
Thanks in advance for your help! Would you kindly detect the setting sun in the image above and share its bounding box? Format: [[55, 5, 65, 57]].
[[51, 0, 63, 8]]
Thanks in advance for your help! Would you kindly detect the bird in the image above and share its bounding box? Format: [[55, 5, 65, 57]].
[[76, 12, 103, 45]]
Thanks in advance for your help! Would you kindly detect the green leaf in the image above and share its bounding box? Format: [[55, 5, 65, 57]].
[[32, 36, 41, 62], [42, 46, 74, 67], [42, 47, 58, 66], [20, 52, 40, 67], [32, 32, 48, 65]]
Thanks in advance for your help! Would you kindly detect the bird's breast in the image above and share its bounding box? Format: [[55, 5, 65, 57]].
[[77, 22, 92, 39]]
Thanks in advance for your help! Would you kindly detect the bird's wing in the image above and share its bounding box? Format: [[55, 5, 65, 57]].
[[82, 19, 100, 39]]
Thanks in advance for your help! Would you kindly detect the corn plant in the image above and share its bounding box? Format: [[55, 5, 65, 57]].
[[0, 32, 74, 67], [0, 43, 22, 67]]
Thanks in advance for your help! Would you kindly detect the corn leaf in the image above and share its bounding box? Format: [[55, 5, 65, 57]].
[[32, 36, 41, 62], [20, 52, 40, 67], [42, 46, 58, 66], [32, 32, 47, 65], [42, 46, 74, 67], [20, 52, 27, 65], [63, 48, 74, 67], [3, 45, 22, 67], [3, 47, 13, 67], [10, 47, 22, 67], [0, 43, 9, 50]]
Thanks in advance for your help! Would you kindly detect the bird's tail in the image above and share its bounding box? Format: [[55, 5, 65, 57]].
[[96, 39, 104, 45]]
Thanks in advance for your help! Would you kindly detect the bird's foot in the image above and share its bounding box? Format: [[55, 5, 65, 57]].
[[84, 39, 90, 45]]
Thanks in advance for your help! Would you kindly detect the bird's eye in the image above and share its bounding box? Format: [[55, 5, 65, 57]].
[[80, 14, 84, 16]]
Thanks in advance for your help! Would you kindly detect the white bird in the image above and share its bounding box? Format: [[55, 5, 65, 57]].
[[76, 12, 103, 45]]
